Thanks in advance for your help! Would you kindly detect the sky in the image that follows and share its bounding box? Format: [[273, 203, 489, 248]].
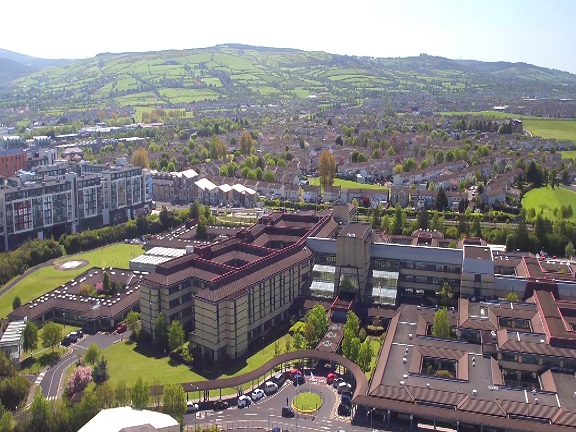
[[4, 0, 576, 73]]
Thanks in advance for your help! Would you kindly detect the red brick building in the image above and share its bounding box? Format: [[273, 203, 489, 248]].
[[0, 148, 27, 177]]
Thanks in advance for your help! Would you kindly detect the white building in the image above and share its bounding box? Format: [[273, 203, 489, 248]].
[[0, 320, 26, 365], [79, 406, 179, 432]]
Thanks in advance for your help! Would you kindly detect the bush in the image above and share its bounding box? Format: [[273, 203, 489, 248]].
[[435, 370, 455, 379], [358, 328, 367, 343], [366, 325, 386, 336], [289, 321, 305, 335]]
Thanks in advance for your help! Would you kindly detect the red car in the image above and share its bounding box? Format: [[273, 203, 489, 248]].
[[117, 322, 127, 333], [289, 368, 302, 379], [327, 372, 338, 385]]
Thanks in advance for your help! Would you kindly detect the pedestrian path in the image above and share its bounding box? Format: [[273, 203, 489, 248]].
[[34, 371, 46, 385]]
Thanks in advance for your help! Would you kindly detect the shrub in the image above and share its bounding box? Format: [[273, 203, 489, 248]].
[[366, 325, 386, 336], [358, 328, 367, 343], [289, 321, 305, 335], [435, 370, 455, 379]]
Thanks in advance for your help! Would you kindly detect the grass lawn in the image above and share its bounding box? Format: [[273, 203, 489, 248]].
[[561, 151, 576, 160], [521, 186, 576, 223], [293, 392, 322, 412], [367, 336, 383, 380], [103, 334, 294, 397], [308, 177, 388, 191], [0, 244, 143, 319], [19, 322, 79, 373]]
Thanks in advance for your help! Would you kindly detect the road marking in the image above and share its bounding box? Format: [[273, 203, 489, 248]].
[[245, 413, 258, 416], [35, 371, 46, 385]]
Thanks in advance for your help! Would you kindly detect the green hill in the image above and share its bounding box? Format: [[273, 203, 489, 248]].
[[3, 44, 576, 110]]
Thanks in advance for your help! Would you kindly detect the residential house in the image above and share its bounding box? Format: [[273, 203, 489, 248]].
[[389, 186, 410, 208], [322, 185, 341, 203], [301, 184, 321, 203]]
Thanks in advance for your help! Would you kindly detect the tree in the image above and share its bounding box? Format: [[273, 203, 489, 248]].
[[357, 339, 374, 372], [12, 296, 21, 310], [103, 271, 111, 295], [95, 381, 115, 409], [293, 332, 305, 351], [566, 242, 575, 259], [302, 321, 316, 349], [115, 380, 130, 407], [41, 321, 63, 352], [66, 365, 92, 395], [344, 311, 360, 335], [263, 170, 276, 182], [84, 343, 100, 365], [392, 203, 403, 235], [239, 131, 255, 155], [505, 233, 516, 252], [168, 320, 185, 352], [196, 216, 208, 240], [131, 377, 150, 410], [284, 337, 292, 354], [0, 410, 13, 432], [306, 304, 329, 343], [472, 216, 482, 237], [505, 292, 519, 302], [432, 308, 451, 339], [30, 388, 49, 431], [72, 389, 100, 431], [438, 281, 454, 307], [126, 311, 141, 336], [318, 150, 336, 188], [22, 320, 38, 354], [92, 356, 110, 385], [417, 208, 429, 230], [132, 148, 150, 169], [154, 313, 169, 352], [273, 341, 281, 358], [372, 203, 382, 229], [435, 187, 448, 211], [349, 337, 361, 363], [163, 383, 187, 424]]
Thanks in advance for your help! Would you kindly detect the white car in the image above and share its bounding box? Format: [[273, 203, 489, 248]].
[[187, 401, 199, 413], [238, 394, 252, 408], [251, 388, 265, 401]]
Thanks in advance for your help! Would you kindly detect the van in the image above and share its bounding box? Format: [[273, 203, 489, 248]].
[[265, 381, 278, 394], [281, 406, 295, 418], [272, 371, 286, 386]]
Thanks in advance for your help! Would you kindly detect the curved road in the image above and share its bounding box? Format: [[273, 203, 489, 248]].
[[39, 332, 126, 401]]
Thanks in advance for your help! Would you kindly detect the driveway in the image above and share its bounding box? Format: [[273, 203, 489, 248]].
[[38, 331, 126, 400]]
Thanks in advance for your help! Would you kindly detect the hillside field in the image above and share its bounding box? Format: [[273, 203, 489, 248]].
[[521, 187, 576, 223]]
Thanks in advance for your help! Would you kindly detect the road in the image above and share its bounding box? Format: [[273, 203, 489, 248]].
[[37, 332, 126, 401], [184, 377, 373, 432]]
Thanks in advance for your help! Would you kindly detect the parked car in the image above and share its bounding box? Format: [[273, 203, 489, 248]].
[[187, 401, 199, 413], [214, 400, 229, 410], [338, 404, 351, 416], [272, 371, 287, 386], [238, 395, 252, 408], [341, 394, 352, 407], [292, 373, 305, 385], [76, 330, 83, 339], [273, 428, 280, 432], [327, 372, 338, 385], [281, 406, 295, 418], [341, 391, 353, 401], [265, 381, 279, 394], [251, 388, 265, 401], [338, 382, 352, 394], [289, 368, 302, 379], [332, 377, 344, 389], [117, 322, 127, 333]]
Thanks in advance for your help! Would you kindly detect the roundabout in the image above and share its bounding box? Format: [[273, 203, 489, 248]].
[[292, 391, 322, 413]]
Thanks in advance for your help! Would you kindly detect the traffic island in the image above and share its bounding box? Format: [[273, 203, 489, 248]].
[[292, 392, 323, 413]]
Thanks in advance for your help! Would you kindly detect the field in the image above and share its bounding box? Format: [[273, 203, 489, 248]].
[[441, 111, 576, 142], [521, 187, 576, 223], [0, 244, 143, 319], [308, 177, 388, 191]]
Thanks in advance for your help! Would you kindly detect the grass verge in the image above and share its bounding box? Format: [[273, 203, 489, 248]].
[[293, 392, 322, 412]]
